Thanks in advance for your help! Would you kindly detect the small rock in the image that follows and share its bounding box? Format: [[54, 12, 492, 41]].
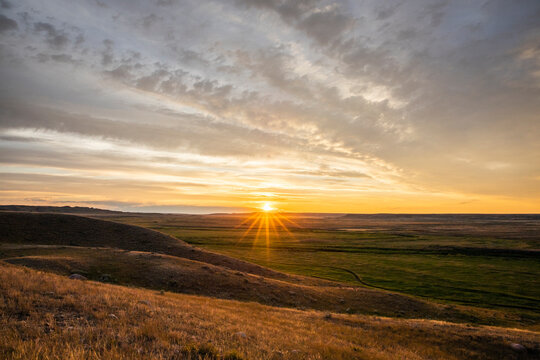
[[138, 300, 151, 306], [44, 291, 55, 296], [235, 331, 247, 339], [510, 343, 526, 352], [108, 314, 118, 320], [288, 291, 296, 295], [324, 313, 332, 320], [68, 274, 87, 280], [159, 290, 165, 295], [339, 298, 345, 304], [98, 274, 113, 282]]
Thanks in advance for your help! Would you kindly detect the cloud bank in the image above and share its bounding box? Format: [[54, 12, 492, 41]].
[[0, 0, 539, 212]]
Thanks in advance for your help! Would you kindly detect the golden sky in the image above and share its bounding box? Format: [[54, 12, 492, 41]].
[[0, 0, 539, 213]]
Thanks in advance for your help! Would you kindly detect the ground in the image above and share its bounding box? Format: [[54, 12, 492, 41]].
[[0, 208, 539, 359]]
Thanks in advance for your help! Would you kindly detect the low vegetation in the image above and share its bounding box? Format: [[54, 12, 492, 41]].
[[1, 209, 539, 359], [1, 263, 539, 360], [2, 245, 526, 327], [108, 215, 540, 321]]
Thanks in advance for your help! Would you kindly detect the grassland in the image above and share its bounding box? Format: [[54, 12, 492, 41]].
[[105, 215, 540, 321], [2, 213, 529, 328], [1, 209, 539, 359], [1, 263, 539, 360]]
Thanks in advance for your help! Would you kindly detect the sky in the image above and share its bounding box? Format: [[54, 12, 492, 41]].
[[0, 0, 539, 214]]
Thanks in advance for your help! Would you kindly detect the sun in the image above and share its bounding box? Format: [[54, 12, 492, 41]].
[[262, 202, 274, 212], [235, 204, 302, 254]]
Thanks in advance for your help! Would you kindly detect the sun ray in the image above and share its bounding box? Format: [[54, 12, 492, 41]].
[[236, 213, 262, 244], [253, 213, 265, 249], [265, 213, 270, 246], [273, 214, 296, 241], [269, 215, 279, 239], [264, 213, 271, 259], [277, 212, 302, 228], [234, 212, 259, 228], [237, 208, 298, 251]]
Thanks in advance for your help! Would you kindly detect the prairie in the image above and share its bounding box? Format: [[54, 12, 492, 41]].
[[1, 263, 539, 360], [1, 209, 539, 359], [102, 213, 540, 322]]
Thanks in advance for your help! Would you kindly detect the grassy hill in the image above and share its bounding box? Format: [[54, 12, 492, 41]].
[[0, 212, 309, 283], [1, 263, 539, 360], [1, 210, 539, 359], [1, 212, 518, 326], [2, 245, 513, 324]]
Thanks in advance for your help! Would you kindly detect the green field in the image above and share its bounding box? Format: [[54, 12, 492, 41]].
[[109, 217, 540, 315]]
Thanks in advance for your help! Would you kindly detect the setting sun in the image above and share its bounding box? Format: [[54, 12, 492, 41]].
[[262, 202, 274, 212]]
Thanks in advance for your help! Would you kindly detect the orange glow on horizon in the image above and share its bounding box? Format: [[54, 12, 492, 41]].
[[261, 202, 275, 212]]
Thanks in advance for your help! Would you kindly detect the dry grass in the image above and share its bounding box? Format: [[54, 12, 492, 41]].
[[1, 211, 537, 330], [1, 245, 530, 329], [1, 263, 539, 360]]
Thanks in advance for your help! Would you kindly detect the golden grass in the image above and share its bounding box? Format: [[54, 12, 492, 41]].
[[2, 245, 531, 330], [1, 262, 539, 360]]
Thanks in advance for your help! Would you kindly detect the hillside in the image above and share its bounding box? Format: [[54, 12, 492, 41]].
[[1, 263, 539, 360], [1, 245, 509, 324], [1, 212, 523, 326], [0, 212, 308, 283], [0, 205, 123, 215]]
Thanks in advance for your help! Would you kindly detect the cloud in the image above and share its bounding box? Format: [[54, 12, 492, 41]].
[[235, 0, 318, 23], [0, 0, 539, 211], [0, 14, 17, 32], [34, 22, 69, 49], [297, 4, 355, 46], [236, 0, 354, 47], [0, 0, 12, 9]]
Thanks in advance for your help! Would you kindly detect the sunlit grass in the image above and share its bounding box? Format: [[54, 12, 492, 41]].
[[2, 263, 539, 360]]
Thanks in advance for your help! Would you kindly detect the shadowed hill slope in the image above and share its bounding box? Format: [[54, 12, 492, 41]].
[[0, 211, 320, 284], [0, 245, 487, 322]]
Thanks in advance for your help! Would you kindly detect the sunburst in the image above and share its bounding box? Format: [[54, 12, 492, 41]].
[[235, 205, 300, 250]]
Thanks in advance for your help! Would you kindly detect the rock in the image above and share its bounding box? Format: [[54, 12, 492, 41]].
[[234, 331, 247, 339], [324, 313, 332, 320], [138, 300, 151, 306], [68, 274, 87, 280], [288, 291, 296, 295], [159, 290, 165, 295], [510, 343, 526, 352], [339, 298, 345, 304], [108, 314, 118, 320], [98, 274, 113, 282]]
